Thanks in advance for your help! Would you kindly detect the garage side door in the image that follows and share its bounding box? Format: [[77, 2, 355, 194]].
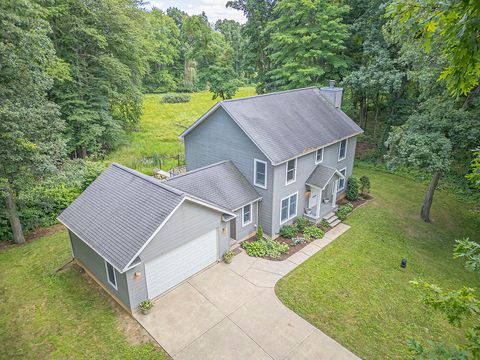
[[145, 229, 218, 299]]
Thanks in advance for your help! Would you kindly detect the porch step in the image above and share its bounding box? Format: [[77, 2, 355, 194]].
[[323, 211, 340, 227], [330, 219, 341, 227]]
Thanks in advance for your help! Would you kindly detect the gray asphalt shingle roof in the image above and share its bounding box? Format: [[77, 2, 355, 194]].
[[58, 163, 185, 272], [306, 164, 340, 189], [166, 160, 261, 211], [182, 87, 363, 165]]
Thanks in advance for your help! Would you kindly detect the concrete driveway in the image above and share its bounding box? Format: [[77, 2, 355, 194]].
[[135, 224, 359, 360]]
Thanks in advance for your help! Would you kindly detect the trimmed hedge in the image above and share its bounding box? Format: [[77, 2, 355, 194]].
[[161, 93, 191, 104]]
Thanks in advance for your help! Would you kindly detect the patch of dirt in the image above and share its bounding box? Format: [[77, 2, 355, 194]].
[[0, 223, 66, 252], [339, 195, 372, 210], [355, 140, 377, 156]]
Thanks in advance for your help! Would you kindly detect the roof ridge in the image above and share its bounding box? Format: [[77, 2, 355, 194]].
[[111, 163, 184, 196], [166, 160, 232, 181], [222, 86, 318, 104]]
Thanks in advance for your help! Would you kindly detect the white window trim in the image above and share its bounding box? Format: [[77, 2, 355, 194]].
[[105, 261, 118, 290], [280, 191, 298, 225], [338, 167, 347, 191], [285, 158, 297, 185], [253, 158, 268, 189], [338, 139, 348, 161], [242, 203, 253, 227], [315, 148, 324, 164]]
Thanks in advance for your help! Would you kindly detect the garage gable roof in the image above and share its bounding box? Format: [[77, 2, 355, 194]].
[[179, 87, 363, 165], [58, 163, 232, 272], [166, 160, 261, 211]]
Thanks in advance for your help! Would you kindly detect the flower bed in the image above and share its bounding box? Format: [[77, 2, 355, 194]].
[[242, 218, 331, 261]]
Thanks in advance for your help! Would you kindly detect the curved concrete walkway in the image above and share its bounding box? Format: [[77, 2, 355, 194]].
[[135, 223, 360, 360]]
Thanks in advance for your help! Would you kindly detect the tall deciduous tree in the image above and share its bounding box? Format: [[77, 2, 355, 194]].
[[0, 0, 66, 243], [387, 0, 480, 97], [385, 98, 479, 222], [265, 0, 350, 90], [47, 0, 150, 158], [227, 0, 277, 93]]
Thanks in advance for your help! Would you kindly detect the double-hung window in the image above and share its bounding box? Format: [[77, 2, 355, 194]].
[[338, 167, 347, 191], [280, 192, 298, 224], [242, 203, 252, 226], [338, 139, 348, 161], [285, 159, 296, 184], [105, 261, 117, 290], [254, 159, 267, 188], [315, 148, 324, 164]]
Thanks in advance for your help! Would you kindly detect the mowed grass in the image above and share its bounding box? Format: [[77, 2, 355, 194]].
[[0, 231, 169, 359], [105, 87, 256, 174], [276, 165, 480, 360]]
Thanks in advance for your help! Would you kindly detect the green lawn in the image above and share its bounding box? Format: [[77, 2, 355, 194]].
[[104, 87, 256, 174], [0, 230, 169, 359], [276, 165, 480, 359]]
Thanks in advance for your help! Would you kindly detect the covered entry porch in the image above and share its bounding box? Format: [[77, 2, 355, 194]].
[[304, 164, 345, 222]]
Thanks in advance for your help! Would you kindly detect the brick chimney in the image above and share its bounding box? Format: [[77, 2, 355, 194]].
[[319, 80, 343, 108]]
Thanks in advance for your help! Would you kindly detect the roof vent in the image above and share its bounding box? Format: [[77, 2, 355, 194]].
[[320, 80, 343, 108]]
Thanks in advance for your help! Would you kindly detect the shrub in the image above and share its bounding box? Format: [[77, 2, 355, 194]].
[[242, 240, 267, 257], [319, 219, 330, 230], [291, 237, 307, 246], [223, 250, 234, 264], [359, 175, 371, 195], [242, 239, 289, 259], [256, 224, 263, 240], [303, 226, 324, 241], [336, 202, 354, 221], [139, 300, 153, 311], [279, 225, 297, 239], [294, 217, 311, 233], [161, 93, 191, 104], [346, 176, 360, 201]]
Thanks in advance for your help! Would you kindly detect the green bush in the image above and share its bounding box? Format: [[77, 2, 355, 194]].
[[256, 224, 263, 240], [279, 225, 297, 238], [242, 240, 267, 257], [223, 250, 234, 263], [346, 176, 360, 201], [360, 175, 371, 195], [319, 219, 330, 230], [242, 239, 289, 259], [1, 160, 104, 241], [291, 237, 307, 246], [336, 202, 354, 221], [161, 93, 191, 104], [303, 226, 324, 241], [294, 217, 311, 233]]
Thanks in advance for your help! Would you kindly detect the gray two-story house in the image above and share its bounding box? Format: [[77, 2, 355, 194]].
[[179, 84, 363, 237], [58, 84, 363, 312]]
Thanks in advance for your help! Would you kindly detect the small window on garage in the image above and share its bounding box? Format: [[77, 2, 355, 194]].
[[105, 261, 117, 290], [242, 203, 252, 226]]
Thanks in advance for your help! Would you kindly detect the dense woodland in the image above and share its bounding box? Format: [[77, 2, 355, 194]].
[[1, 0, 479, 240]]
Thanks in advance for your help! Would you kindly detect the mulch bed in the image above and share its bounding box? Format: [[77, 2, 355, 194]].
[[242, 225, 334, 262], [339, 194, 373, 210]]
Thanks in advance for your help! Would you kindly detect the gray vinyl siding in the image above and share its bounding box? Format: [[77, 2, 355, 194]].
[[271, 136, 357, 234], [69, 231, 130, 309], [126, 262, 147, 310], [140, 200, 226, 262], [184, 107, 275, 235], [233, 201, 258, 241]]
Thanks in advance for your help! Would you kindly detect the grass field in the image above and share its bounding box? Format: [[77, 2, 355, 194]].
[[276, 165, 480, 359], [104, 87, 256, 174], [0, 230, 170, 359]]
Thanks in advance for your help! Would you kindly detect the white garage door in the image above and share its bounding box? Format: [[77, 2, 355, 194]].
[[145, 229, 218, 299]]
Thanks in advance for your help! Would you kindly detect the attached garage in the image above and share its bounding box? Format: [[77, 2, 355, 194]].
[[145, 229, 218, 299], [58, 163, 234, 312]]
